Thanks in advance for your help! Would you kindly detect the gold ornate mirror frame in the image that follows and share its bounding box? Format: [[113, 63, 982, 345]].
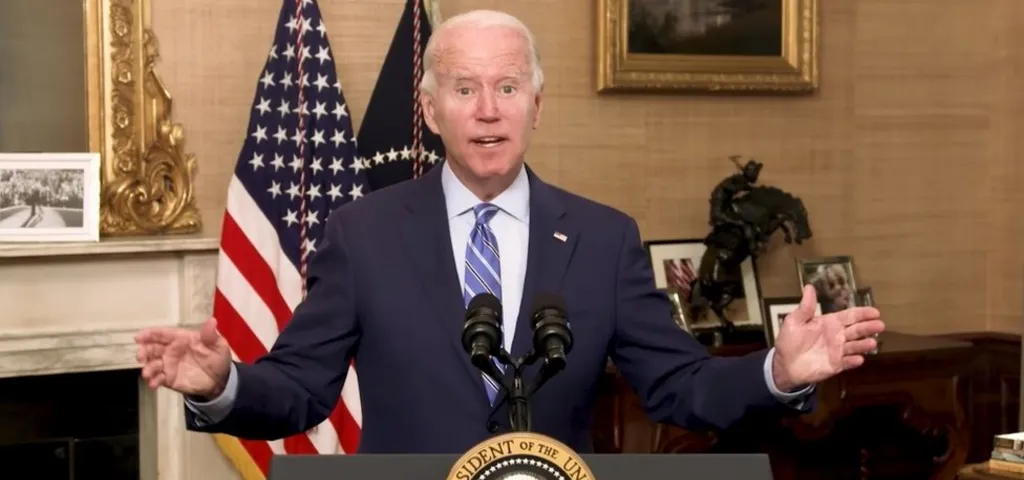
[[85, 0, 201, 236]]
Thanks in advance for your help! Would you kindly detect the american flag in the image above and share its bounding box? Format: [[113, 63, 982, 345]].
[[211, 0, 363, 476], [665, 258, 696, 300]]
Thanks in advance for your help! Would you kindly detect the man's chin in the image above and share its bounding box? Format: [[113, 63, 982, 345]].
[[464, 157, 520, 179]]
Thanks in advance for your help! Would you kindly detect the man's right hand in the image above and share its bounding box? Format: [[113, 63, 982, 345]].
[[135, 317, 232, 399]]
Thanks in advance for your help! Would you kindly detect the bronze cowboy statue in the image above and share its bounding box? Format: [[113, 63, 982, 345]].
[[687, 156, 813, 330]]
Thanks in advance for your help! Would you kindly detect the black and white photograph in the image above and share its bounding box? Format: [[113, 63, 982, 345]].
[[0, 153, 99, 242], [856, 287, 874, 307]]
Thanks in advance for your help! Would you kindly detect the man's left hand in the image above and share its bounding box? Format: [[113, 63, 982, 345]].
[[771, 284, 886, 392]]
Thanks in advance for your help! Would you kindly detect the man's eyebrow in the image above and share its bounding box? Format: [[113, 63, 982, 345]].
[[440, 70, 478, 82], [441, 71, 527, 85]]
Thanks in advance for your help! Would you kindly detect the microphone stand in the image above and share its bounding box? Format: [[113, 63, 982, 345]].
[[490, 349, 566, 433], [490, 349, 532, 433]]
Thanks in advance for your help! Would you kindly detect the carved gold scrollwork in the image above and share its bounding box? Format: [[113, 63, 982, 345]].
[[98, 0, 201, 236]]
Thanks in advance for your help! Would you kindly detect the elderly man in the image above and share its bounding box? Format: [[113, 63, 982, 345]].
[[134, 9, 884, 454]]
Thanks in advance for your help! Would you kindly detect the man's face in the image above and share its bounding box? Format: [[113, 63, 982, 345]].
[[822, 269, 852, 309], [420, 25, 543, 185]]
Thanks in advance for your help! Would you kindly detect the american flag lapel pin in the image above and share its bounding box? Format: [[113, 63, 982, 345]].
[[553, 231, 567, 242]]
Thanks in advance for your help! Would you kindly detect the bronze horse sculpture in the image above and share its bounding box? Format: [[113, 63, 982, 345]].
[[685, 157, 812, 330]]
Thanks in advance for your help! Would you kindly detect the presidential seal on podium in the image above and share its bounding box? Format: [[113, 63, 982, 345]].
[[447, 432, 595, 480]]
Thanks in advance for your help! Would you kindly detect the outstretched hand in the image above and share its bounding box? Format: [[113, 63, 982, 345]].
[[135, 317, 233, 399], [771, 284, 885, 391]]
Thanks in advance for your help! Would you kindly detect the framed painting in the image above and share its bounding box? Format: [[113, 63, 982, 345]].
[[596, 0, 819, 93]]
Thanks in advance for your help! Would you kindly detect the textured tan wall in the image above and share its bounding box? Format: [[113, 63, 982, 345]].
[[151, 0, 1024, 338]]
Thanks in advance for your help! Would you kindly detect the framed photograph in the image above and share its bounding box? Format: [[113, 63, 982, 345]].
[[854, 287, 880, 353], [596, 0, 819, 93], [0, 152, 100, 242], [645, 238, 764, 328], [856, 287, 874, 307], [796, 256, 858, 315], [762, 296, 821, 345]]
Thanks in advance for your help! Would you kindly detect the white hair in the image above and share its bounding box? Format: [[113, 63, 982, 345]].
[[418, 9, 544, 95]]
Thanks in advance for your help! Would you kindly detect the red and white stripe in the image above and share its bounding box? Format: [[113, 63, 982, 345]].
[[213, 174, 362, 474], [667, 259, 696, 298]]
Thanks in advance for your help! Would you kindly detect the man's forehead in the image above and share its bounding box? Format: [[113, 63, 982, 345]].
[[434, 26, 529, 62], [434, 50, 530, 81]]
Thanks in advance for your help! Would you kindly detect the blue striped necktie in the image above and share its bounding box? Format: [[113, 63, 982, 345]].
[[463, 203, 503, 404]]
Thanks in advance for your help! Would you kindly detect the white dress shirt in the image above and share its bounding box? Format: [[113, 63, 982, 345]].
[[441, 161, 530, 354]]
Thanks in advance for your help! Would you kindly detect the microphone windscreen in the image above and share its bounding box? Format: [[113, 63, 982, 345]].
[[467, 292, 502, 316], [531, 292, 567, 315]]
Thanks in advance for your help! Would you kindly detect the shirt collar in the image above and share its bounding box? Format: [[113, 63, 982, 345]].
[[441, 160, 530, 222]]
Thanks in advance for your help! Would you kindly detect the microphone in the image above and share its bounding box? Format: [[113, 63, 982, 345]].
[[530, 293, 573, 371], [461, 292, 505, 375]]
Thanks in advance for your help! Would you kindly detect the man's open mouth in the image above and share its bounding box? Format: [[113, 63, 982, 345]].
[[471, 136, 508, 147]]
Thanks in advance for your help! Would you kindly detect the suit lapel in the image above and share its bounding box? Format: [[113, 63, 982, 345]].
[[494, 167, 579, 410], [399, 166, 491, 408]]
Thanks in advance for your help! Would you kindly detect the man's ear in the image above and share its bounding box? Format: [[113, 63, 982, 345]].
[[532, 90, 544, 130], [421, 91, 440, 134]]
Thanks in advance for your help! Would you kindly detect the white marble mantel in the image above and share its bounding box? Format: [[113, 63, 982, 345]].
[[0, 234, 223, 480]]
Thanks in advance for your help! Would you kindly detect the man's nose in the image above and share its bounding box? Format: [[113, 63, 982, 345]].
[[474, 94, 500, 123]]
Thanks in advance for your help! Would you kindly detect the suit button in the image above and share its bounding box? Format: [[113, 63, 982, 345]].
[[487, 421, 500, 433]]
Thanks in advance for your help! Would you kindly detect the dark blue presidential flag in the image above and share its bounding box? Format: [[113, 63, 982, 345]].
[[357, 0, 445, 191]]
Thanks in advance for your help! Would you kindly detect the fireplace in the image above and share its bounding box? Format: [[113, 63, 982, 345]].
[[0, 369, 140, 479], [0, 236, 234, 480]]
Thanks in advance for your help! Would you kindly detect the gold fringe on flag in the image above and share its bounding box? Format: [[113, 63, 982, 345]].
[[214, 434, 267, 480]]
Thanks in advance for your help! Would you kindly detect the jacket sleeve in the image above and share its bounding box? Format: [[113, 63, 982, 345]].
[[608, 217, 812, 432]]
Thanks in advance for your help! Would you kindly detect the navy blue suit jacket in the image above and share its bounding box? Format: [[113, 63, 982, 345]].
[[185, 163, 809, 453]]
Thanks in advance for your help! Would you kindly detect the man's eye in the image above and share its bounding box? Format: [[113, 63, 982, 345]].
[[457, 87, 472, 95], [500, 86, 516, 94]]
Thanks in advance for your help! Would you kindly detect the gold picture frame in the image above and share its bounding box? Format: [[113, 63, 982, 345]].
[[86, 0, 202, 236], [595, 0, 819, 94]]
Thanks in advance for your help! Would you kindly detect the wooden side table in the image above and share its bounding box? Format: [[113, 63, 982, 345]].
[[593, 331, 976, 480], [959, 463, 1024, 479]]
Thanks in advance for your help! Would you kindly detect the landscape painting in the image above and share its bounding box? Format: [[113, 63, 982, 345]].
[[627, 0, 782, 56]]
